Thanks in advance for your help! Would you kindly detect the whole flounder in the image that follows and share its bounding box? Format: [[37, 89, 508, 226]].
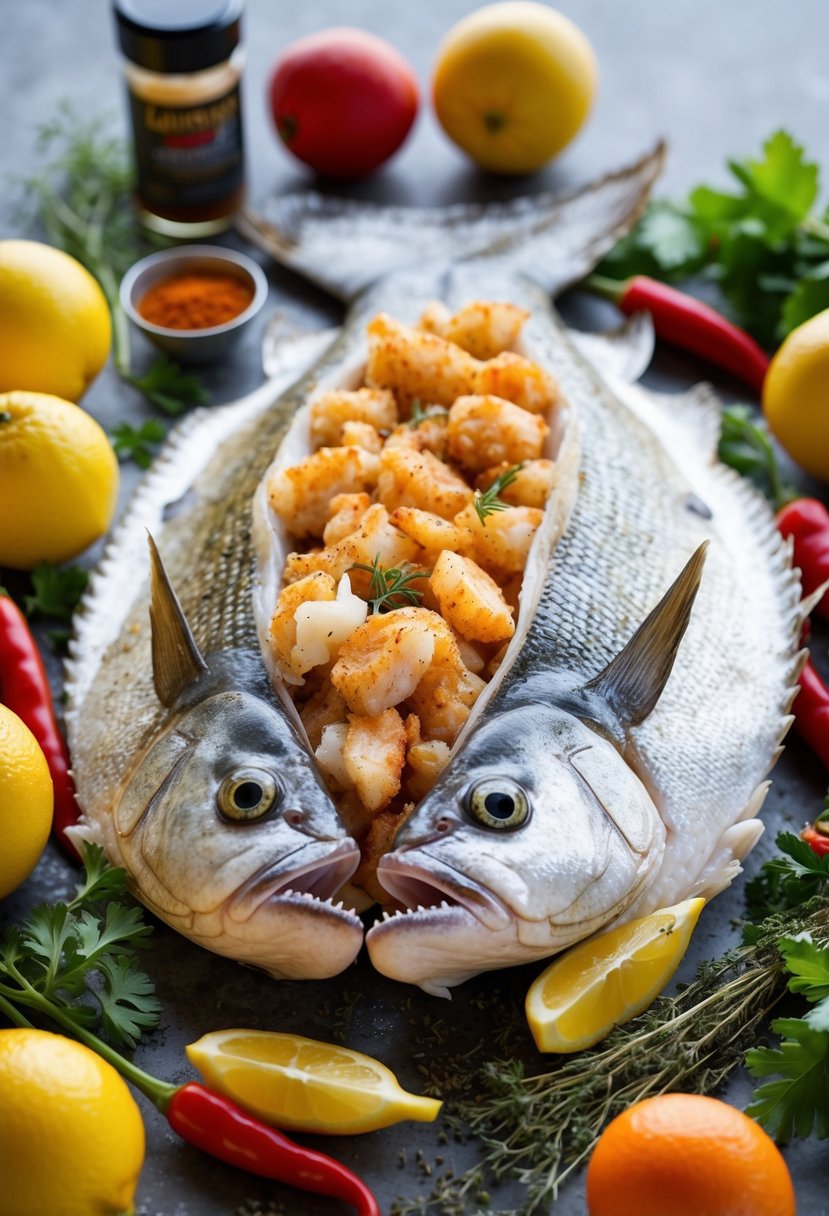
[[362, 270, 804, 997], [64, 147, 670, 980]]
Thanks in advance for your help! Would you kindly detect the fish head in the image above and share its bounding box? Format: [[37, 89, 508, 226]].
[[113, 676, 363, 980], [366, 703, 665, 997]]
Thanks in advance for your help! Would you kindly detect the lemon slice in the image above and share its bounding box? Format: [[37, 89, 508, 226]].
[[525, 897, 705, 1053], [186, 1029, 442, 1134]]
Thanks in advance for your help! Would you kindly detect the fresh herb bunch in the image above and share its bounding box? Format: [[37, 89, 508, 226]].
[[599, 130, 829, 347], [473, 465, 524, 525], [16, 103, 208, 418], [20, 560, 89, 651], [111, 419, 168, 469], [717, 405, 796, 510], [397, 833, 829, 1215], [0, 843, 161, 1048], [351, 554, 432, 613]]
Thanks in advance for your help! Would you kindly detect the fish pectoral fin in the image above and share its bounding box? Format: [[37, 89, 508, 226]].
[[585, 543, 708, 728], [147, 532, 208, 707]]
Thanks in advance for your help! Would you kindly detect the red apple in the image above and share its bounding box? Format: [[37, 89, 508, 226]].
[[268, 28, 419, 179]]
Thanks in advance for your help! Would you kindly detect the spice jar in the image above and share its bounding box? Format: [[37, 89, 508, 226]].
[[113, 0, 246, 236]]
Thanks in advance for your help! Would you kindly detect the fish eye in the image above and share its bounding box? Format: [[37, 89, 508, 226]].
[[465, 778, 530, 831], [217, 769, 280, 823]]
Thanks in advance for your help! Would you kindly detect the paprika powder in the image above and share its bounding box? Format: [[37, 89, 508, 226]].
[[137, 271, 254, 330]]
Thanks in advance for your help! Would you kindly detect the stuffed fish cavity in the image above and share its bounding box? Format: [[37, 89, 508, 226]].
[[64, 147, 802, 991]]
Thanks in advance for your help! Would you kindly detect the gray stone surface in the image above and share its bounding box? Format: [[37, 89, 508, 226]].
[[2, 2, 829, 1213]]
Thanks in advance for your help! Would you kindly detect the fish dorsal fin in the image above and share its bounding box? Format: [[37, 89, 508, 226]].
[[584, 543, 708, 728], [147, 533, 208, 706]]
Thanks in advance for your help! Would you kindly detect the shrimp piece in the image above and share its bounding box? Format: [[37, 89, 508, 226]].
[[343, 708, 408, 812], [473, 351, 559, 416], [384, 412, 449, 460], [268, 572, 336, 684], [447, 395, 549, 474], [418, 300, 452, 336], [405, 616, 486, 745], [291, 574, 368, 676], [365, 313, 479, 412], [284, 504, 419, 593], [340, 420, 383, 453], [429, 550, 515, 643], [309, 387, 398, 447], [475, 459, 556, 509], [406, 739, 451, 802], [443, 301, 529, 360], [299, 683, 348, 750], [268, 446, 380, 537], [377, 446, 473, 519], [331, 607, 438, 716], [455, 500, 543, 576], [323, 492, 372, 546], [388, 507, 466, 563]]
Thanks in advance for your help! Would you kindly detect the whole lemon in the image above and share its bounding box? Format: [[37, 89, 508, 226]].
[[0, 240, 111, 402], [0, 1028, 145, 1216], [763, 307, 829, 480], [0, 391, 119, 569], [0, 705, 52, 899], [432, 1, 598, 174]]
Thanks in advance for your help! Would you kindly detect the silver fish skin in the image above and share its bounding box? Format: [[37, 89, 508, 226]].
[[365, 266, 803, 998], [65, 149, 663, 980]]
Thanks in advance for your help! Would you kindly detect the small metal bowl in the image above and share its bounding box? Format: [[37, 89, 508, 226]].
[[120, 245, 268, 366]]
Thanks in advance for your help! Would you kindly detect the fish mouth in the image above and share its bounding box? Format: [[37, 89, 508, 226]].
[[229, 840, 362, 926], [372, 855, 513, 932]]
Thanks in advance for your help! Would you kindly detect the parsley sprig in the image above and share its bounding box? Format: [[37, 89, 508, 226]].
[[598, 129, 829, 347], [350, 553, 431, 613], [473, 464, 523, 524], [0, 844, 161, 1049], [111, 419, 168, 469]]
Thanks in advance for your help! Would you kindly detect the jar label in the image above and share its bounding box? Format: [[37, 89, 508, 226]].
[[128, 82, 245, 214]]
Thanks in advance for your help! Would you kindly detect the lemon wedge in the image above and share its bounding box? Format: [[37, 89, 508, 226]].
[[525, 897, 705, 1053], [185, 1029, 442, 1134]]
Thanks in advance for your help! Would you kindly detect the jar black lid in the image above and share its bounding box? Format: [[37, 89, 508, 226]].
[[113, 0, 243, 73]]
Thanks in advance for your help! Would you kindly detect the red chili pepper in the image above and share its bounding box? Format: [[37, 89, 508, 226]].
[[777, 498, 829, 622], [0, 593, 80, 859], [584, 274, 770, 394], [792, 657, 829, 771], [801, 825, 829, 857], [165, 1083, 380, 1216]]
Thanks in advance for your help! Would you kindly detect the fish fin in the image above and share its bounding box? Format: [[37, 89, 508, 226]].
[[147, 532, 208, 706], [568, 312, 655, 385], [585, 544, 708, 728], [238, 143, 665, 301], [688, 818, 765, 900], [609, 378, 724, 461]]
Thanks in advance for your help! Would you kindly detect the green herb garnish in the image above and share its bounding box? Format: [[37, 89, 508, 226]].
[[717, 405, 796, 510], [473, 464, 523, 524], [125, 354, 210, 417], [598, 129, 829, 346], [350, 553, 431, 613], [0, 844, 162, 1049], [24, 561, 88, 622], [111, 419, 167, 468], [408, 400, 447, 429]]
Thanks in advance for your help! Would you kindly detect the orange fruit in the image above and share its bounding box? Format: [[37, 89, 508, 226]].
[[586, 1093, 796, 1216]]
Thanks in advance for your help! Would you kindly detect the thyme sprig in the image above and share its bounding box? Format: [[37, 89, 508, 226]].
[[350, 553, 432, 613], [473, 465, 524, 525]]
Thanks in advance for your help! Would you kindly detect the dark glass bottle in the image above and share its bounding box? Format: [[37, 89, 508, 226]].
[[113, 0, 246, 236]]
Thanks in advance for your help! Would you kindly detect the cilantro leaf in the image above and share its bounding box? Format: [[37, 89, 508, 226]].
[[730, 130, 819, 239], [781, 260, 829, 334], [745, 832, 829, 924], [97, 955, 162, 1048], [636, 203, 710, 272], [24, 562, 88, 621], [111, 419, 167, 468], [127, 353, 209, 416], [717, 406, 795, 510], [779, 935, 829, 1004], [746, 1016, 829, 1141], [71, 843, 128, 907], [806, 997, 829, 1033]]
